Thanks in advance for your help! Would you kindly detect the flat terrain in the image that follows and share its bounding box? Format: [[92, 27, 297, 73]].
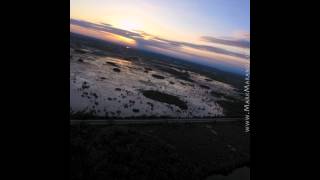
[[71, 121, 250, 180], [70, 33, 250, 180], [70, 33, 245, 119]]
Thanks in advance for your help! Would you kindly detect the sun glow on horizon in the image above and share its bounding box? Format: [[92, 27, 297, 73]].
[[114, 19, 143, 32], [109, 33, 136, 46]]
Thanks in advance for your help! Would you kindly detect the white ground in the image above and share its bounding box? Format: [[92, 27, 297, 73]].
[[70, 48, 241, 118]]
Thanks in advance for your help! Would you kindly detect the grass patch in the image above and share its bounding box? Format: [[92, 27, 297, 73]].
[[210, 90, 226, 98], [159, 67, 194, 82], [70, 109, 98, 119], [74, 49, 87, 54], [106, 61, 119, 67], [200, 84, 210, 89], [113, 68, 121, 72], [210, 91, 244, 116], [217, 100, 244, 117], [151, 74, 165, 79], [141, 90, 188, 110]]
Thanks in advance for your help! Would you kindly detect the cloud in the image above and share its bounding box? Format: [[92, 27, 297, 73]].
[[70, 19, 143, 39], [200, 36, 250, 49], [70, 18, 249, 63], [233, 31, 250, 41], [179, 41, 249, 59]]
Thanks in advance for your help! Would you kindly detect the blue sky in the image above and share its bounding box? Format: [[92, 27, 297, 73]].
[[145, 0, 250, 36]]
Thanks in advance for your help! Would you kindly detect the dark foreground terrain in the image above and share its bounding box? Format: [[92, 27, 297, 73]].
[[70, 121, 250, 180]]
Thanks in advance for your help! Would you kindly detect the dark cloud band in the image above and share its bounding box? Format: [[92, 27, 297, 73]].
[[200, 36, 250, 49]]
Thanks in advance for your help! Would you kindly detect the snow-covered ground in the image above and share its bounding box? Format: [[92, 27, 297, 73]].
[[70, 47, 241, 118]]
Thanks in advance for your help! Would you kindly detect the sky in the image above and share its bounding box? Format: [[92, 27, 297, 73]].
[[70, 0, 250, 74]]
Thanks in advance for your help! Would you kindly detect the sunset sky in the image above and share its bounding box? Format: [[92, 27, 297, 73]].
[[70, 0, 250, 74]]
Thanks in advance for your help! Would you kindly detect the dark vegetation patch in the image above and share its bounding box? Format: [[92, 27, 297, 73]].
[[82, 82, 90, 89], [141, 90, 188, 110], [115, 88, 121, 91], [180, 82, 186, 86], [147, 102, 154, 110], [70, 109, 222, 120], [132, 109, 140, 113], [78, 58, 84, 63], [70, 109, 97, 119], [81, 92, 89, 98], [75, 49, 87, 54], [209, 90, 244, 116], [210, 91, 239, 102], [124, 56, 140, 61], [113, 68, 121, 72], [188, 83, 195, 87], [158, 67, 194, 82], [210, 91, 226, 98], [106, 61, 119, 67], [151, 74, 165, 79], [169, 81, 175, 85], [200, 84, 210, 89], [91, 92, 98, 99], [144, 67, 152, 73], [217, 100, 244, 117], [138, 80, 154, 86]]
